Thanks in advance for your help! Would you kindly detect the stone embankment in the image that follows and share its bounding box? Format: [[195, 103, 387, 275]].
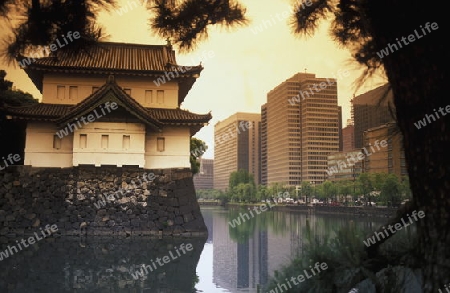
[[0, 165, 207, 237], [224, 203, 397, 217]]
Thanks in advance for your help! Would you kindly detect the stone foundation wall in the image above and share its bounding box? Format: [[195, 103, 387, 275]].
[[0, 165, 207, 237]]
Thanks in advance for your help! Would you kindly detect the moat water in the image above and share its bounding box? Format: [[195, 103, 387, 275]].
[[0, 206, 392, 293]]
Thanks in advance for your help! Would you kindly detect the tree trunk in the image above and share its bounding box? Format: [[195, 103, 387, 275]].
[[366, 1, 449, 291]]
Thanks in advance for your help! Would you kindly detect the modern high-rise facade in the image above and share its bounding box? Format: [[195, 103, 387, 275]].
[[362, 122, 408, 179], [260, 104, 268, 186], [262, 72, 340, 186], [352, 83, 395, 148], [326, 150, 363, 182], [193, 158, 214, 189], [338, 106, 343, 151], [342, 119, 355, 152], [213, 112, 261, 190]]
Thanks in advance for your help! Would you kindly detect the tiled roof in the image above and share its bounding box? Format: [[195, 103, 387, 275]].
[[2, 77, 211, 134], [2, 103, 71, 119], [27, 42, 201, 73], [4, 104, 211, 124], [150, 108, 212, 123], [55, 76, 162, 130], [22, 41, 203, 104]]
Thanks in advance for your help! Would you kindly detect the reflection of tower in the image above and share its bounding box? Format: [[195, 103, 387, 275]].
[[245, 230, 269, 289], [237, 242, 249, 288], [201, 208, 214, 243], [290, 213, 304, 257], [213, 213, 238, 290], [258, 231, 268, 286], [267, 212, 308, 275], [213, 212, 269, 292]]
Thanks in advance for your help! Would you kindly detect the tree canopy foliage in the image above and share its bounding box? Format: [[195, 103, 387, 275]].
[[0, 70, 38, 106], [190, 137, 207, 174], [0, 0, 117, 63], [0, 69, 37, 160], [0, 0, 248, 62]]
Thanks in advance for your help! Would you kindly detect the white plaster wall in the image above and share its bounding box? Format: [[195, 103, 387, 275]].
[[144, 126, 191, 169], [72, 122, 146, 167], [24, 122, 73, 167], [41, 73, 179, 108], [23, 122, 191, 169]]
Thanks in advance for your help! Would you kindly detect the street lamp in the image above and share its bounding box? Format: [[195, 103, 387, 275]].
[[352, 165, 356, 205]]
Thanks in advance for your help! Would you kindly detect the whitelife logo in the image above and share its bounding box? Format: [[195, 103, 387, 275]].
[[55, 102, 118, 139], [153, 50, 215, 87], [0, 224, 58, 261], [131, 243, 193, 280], [414, 104, 450, 129], [363, 210, 425, 247], [215, 121, 253, 146], [115, 0, 148, 16], [376, 22, 439, 59], [0, 153, 21, 170], [153, 65, 193, 87], [18, 31, 81, 68], [287, 69, 349, 106], [228, 202, 276, 228], [250, 0, 313, 35], [326, 139, 387, 176], [438, 282, 450, 293], [267, 262, 328, 293]]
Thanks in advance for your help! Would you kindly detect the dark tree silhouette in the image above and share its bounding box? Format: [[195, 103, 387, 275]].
[[0, 70, 37, 162], [0, 0, 247, 59], [0, 0, 117, 64], [150, 0, 248, 51]]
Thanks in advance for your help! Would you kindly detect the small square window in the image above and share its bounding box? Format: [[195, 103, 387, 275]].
[[145, 90, 153, 104], [123, 135, 130, 150], [124, 88, 131, 95], [101, 135, 109, 149], [92, 86, 99, 93], [157, 137, 165, 152], [57, 86, 65, 100], [53, 135, 61, 149], [157, 90, 164, 104], [79, 134, 87, 148], [69, 86, 78, 100]]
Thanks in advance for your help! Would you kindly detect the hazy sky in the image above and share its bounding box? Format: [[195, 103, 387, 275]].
[[1, 0, 387, 159]]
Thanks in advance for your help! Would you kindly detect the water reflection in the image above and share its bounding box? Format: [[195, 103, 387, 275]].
[[0, 236, 206, 293], [0, 208, 397, 293], [201, 206, 389, 293]]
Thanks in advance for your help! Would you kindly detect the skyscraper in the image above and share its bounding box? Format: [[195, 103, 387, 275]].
[[262, 72, 340, 186], [214, 112, 261, 190], [342, 119, 355, 152], [261, 104, 268, 186], [351, 83, 395, 148], [362, 122, 408, 179], [338, 106, 343, 151], [193, 158, 214, 189]]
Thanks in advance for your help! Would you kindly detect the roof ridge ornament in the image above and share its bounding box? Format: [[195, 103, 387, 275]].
[[107, 75, 115, 84]]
